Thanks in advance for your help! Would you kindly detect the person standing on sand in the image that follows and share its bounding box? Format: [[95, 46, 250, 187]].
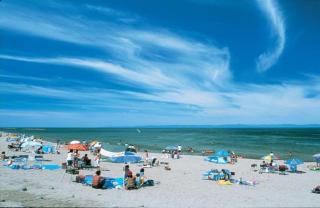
[[56, 139, 60, 150], [95, 151, 101, 168], [178, 145, 182, 153], [144, 150, 149, 163], [289, 151, 293, 159], [66, 150, 73, 167]]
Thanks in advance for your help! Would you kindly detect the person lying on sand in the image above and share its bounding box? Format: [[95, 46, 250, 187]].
[[92, 170, 105, 189]]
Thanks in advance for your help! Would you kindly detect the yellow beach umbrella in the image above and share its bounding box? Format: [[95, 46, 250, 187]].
[[262, 154, 279, 161], [262, 155, 273, 161]]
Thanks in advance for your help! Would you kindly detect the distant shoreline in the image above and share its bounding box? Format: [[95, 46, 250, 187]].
[[1, 125, 320, 129]]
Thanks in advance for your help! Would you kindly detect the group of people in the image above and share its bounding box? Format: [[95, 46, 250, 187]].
[[89, 165, 146, 190], [66, 150, 92, 168], [124, 165, 145, 190]]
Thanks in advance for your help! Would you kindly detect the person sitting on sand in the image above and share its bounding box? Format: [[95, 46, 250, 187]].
[[135, 173, 142, 188], [125, 171, 136, 190], [36, 146, 44, 154], [92, 170, 105, 189], [139, 168, 145, 177], [82, 154, 91, 166], [124, 164, 130, 183]]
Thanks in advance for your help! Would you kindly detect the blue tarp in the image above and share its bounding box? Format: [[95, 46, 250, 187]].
[[42, 164, 61, 170], [42, 145, 55, 154], [102, 177, 124, 189], [205, 156, 228, 164], [83, 175, 124, 189]]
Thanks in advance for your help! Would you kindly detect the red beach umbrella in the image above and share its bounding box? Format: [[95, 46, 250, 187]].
[[65, 144, 88, 151]]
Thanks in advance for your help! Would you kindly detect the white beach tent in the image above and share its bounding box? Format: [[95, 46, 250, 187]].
[[70, 140, 81, 144], [100, 148, 118, 157]]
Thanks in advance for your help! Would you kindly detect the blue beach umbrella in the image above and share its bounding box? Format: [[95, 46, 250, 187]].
[[110, 152, 142, 163], [313, 154, 320, 163], [215, 150, 229, 157], [313, 154, 320, 159]]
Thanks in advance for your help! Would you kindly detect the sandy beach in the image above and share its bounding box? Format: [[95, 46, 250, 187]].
[[1, 136, 320, 208]]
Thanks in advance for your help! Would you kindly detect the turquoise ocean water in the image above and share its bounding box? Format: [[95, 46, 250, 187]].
[[1, 128, 320, 161]]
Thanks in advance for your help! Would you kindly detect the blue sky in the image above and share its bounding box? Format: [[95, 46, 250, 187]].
[[1, 0, 320, 127]]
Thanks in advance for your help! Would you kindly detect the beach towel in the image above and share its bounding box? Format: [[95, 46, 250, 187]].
[[217, 180, 232, 185], [102, 177, 124, 189], [84, 175, 93, 185], [42, 164, 61, 170]]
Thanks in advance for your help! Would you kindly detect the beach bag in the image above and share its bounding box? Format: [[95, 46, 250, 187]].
[[143, 180, 154, 187]]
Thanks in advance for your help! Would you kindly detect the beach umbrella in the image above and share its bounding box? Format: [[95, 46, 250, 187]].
[[165, 145, 178, 151], [110, 152, 142, 163], [215, 150, 229, 157], [313, 154, 320, 163], [65, 144, 88, 151], [21, 141, 42, 148], [89, 140, 98, 147], [70, 140, 81, 144], [285, 159, 303, 166], [262, 154, 279, 161]]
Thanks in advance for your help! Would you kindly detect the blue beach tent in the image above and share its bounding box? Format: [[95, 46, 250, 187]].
[[215, 150, 229, 157], [285, 159, 303, 172]]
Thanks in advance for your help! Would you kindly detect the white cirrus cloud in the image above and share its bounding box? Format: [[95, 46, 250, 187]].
[[256, 0, 286, 72]]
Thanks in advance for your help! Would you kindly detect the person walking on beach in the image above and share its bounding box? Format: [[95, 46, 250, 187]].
[[95, 151, 101, 168], [56, 139, 60, 150]]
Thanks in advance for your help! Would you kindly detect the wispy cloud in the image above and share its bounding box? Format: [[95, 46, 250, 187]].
[[256, 0, 286, 72], [1, 0, 319, 126]]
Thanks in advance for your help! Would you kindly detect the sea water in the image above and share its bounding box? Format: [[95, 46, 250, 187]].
[[2, 127, 320, 161]]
